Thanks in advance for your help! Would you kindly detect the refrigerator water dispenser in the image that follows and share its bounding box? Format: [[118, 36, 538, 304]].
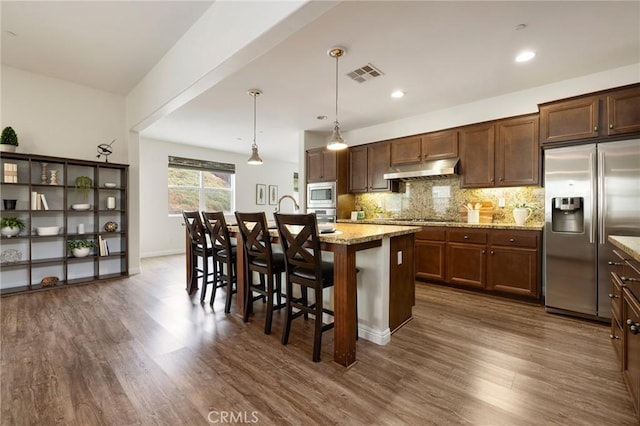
[[551, 197, 583, 233]]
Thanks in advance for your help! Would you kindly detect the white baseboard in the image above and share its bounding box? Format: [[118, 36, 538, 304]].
[[358, 325, 391, 345], [140, 249, 184, 258]]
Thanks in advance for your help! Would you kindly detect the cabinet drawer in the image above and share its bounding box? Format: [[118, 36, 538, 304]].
[[611, 272, 624, 323], [448, 229, 486, 244], [415, 227, 446, 241], [489, 231, 538, 248]]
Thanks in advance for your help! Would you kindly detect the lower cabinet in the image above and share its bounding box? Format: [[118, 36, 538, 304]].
[[624, 287, 640, 419], [415, 226, 541, 299]]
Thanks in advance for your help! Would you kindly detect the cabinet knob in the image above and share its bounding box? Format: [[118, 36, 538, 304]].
[[463, 235, 469, 239], [608, 293, 618, 299], [482, 250, 486, 254], [627, 319, 640, 334], [609, 124, 613, 129], [608, 261, 624, 266], [509, 238, 515, 242], [609, 334, 620, 340], [490, 250, 494, 255], [499, 177, 503, 182], [594, 126, 598, 131]]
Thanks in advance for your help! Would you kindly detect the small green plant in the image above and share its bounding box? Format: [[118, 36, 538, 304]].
[[0, 217, 25, 229], [514, 202, 533, 209], [74, 176, 93, 201], [67, 239, 97, 252], [1, 127, 18, 146]]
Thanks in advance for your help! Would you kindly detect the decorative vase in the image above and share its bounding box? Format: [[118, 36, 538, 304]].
[[49, 170, 58, 185], [1, 226, 21, 237], [3, 199, 17, 210], [0, 145, 16, 153], [513, 208, 532, 226], [72, 247, 90, 258], [40, 163, 48, 184]]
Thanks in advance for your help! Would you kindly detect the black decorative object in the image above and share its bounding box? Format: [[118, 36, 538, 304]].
[[104, 221, 118, 232], [96, 139, 115, 162]]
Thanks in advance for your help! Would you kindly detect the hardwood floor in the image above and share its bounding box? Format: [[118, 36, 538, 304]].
[[1, 254, 637, 425]]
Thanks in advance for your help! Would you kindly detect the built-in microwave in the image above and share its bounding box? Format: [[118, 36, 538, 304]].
[[307, 181, 336, 208]]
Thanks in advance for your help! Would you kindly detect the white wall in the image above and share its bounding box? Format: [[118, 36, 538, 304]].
[[1, 66, 128, 163], [139, 136, 298, 258]]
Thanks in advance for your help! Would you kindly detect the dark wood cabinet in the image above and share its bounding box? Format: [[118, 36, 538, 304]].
[[390, 130, 458, 167], [624, 287, 640, 419], [415, 227, 446, 282], [459, 123, 495, 188], [540, 84, 640, 145], [487, 230, 539, 298], [446, 228, 487, 289], [306, 148, 337, 182], [390, 136, 422, 166], [348, 142, 395, 193], [423, 129, 458, 161], [389, 233, 415, 332], [496, 115, 540, 187], [539, 96, 600, 144], [607, 86, 640, 136], [415, 226, 541, 299]]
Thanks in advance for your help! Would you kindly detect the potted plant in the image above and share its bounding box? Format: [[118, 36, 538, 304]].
[[67, 238, 97, 257], [73, 176, 93, 206], [1, 216, 25, 237], [513, 202, 534, 226], [0, 127, 18, 152]]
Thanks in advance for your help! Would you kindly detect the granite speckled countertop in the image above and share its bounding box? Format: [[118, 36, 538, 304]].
[[229, 222, 421, 246], [609, 235, 640, 263], [338, 219, 544, 231]]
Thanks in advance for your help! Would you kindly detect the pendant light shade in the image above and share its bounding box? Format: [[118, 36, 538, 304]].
[[247, 89, 263, 165], [327, 47, 348, 151]]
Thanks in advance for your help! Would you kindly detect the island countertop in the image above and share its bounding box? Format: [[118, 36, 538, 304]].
[[609, 235, 640, 263], [229, 222, 422, 245], [337, 218, 543, 231]]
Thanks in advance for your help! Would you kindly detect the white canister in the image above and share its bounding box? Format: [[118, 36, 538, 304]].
[[78, 223, 85, 234], [107, 197, 115, 210], [351, 211, 359, 220], [467, 210, 480, 224]]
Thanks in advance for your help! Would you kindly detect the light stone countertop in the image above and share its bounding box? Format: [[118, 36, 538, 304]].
[[609, 235, 640, 263], [338, 219, 544, 231], [228, 222, 421, 246]]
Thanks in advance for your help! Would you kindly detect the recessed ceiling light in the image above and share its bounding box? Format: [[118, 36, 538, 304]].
[[4, 30, 17, 37], [391, 90, 405, 99], [317, 115, 327, 120], [516, 51, 536, 63]]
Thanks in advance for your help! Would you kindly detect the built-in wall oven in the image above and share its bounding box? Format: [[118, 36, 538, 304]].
[[307, 181, 336, 209]]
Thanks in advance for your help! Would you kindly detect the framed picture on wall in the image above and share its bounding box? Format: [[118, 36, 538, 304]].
[[256, 184, 266, 205], [268, 185, 278, 205]]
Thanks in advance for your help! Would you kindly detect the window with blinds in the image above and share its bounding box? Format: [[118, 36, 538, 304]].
[[167, 156, 236, 215]]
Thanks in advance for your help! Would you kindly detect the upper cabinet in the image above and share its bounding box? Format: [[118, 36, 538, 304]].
[[349, 142, 396, 193], [540, 84, 640, 145], [460, 114, 539, 188], [390, 130, 458, 167], [306, 148, 337, 182]]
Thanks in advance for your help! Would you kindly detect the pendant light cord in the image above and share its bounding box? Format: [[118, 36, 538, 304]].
[[252, 93, 257, 148], [334, 54, 339, 125]]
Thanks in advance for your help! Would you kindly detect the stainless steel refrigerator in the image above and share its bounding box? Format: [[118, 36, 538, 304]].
[[544, 139, 640, 320]]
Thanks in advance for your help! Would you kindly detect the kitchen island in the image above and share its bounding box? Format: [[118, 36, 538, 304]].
[[189, 222, 421, 367]]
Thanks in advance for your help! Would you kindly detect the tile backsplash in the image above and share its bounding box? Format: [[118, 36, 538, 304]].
[[354, 176, 544, 224]]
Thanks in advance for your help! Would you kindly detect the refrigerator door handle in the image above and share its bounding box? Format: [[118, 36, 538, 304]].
[[589, 152, 596, 244], [598, 151, 606, 244]]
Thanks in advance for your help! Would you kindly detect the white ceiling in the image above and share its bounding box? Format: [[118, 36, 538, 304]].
[[2, 1, 639, 163]]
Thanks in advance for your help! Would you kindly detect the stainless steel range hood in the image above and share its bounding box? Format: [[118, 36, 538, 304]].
[[383, 158, 459, 181]]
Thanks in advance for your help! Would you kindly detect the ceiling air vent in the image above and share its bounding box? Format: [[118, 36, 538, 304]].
[[346, 63, 384, 83]]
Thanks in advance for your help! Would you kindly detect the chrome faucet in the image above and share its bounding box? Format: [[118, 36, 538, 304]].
[[275, 195, 299, 213]]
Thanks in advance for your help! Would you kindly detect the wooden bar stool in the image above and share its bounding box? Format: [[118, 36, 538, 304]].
[[234, 211, 286, 334], [274, 212, 337, 362], [182, 210, 216, 302], [201, 211, 237, 311]]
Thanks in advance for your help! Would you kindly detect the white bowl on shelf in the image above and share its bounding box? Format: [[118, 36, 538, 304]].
[[36, 226, 60, 236], [71, 203, 91, 210], [104, 183, 117, 188]]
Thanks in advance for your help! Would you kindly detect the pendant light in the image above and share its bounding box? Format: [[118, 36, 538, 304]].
[[247, 89, 263, 165], [327, 47, 348, 150]]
